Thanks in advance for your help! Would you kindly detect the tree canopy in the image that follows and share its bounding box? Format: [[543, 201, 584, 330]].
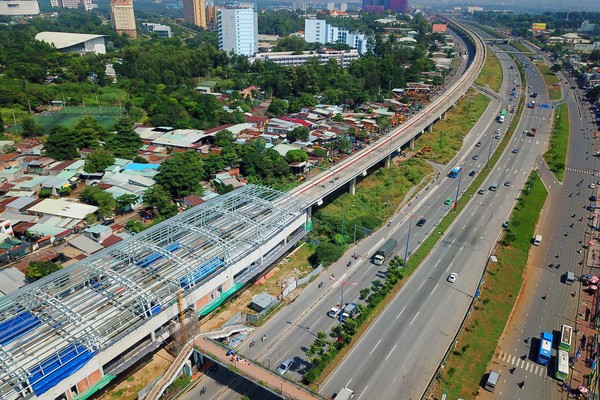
[[25, 261, 61, 281], [154, 151, 205, 198]]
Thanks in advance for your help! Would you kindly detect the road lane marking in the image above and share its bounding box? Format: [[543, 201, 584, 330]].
[[410, 311, 420, 325], [396, 307, 406, 319], [417, 281, 425, 291], [370, 339, 382, 355], [431, 283, 439, 295], [385, 344, 397, 360], [357, 386, 368, 400]]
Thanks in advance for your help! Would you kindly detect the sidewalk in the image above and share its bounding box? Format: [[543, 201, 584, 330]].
[[565, 232, 600, 397], [195, 336, 321, 400]]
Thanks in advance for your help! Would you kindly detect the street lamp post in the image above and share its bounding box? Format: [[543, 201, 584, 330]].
[[486, 133, 494, 169], [404, 219, 412, 269], [454, 167, 463, 212], [340, 203, 354, 247], [330, 276, 357, 325]]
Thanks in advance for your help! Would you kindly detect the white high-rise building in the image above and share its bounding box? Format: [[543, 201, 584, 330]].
[[50, 0, 94, 11], [304, 19, 327, 44], [305, 19, 369, 54], [217, 5, 258, 56], [0, 0, 39, 15]]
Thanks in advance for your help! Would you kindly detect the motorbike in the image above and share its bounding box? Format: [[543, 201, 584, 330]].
[[249, 341, 255, 348], [318, 282, 323, 288]]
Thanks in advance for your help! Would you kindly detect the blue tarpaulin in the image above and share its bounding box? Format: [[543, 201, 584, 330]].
[[29, 344, 96, 396], [0, 312, 41, 346]]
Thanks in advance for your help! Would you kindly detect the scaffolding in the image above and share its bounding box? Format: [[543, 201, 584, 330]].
[[0, 185, 306, 399]]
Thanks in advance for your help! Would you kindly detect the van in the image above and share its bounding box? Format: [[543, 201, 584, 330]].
[[490, 182, 499, 191], [276, 358, 294, 375], [484, 371, 499, 392], [566, 271, 576, 284], [533, 234, 542, 246]]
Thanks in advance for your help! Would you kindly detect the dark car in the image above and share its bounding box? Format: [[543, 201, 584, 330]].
[[102, 219, 115, 226], [591, 195, 597, 202], [416, 218, 427, 227], [469, 170, 477, 177]]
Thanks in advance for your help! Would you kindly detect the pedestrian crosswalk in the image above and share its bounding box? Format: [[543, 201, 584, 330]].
[[565, 167, 596, 176], [497, 351, 546, 376]]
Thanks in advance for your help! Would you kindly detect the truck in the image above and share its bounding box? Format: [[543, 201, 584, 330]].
[[332, 387, 355, 400], [373, 238, 398, 265], [527, 128, 537, 137], [341, 302, 358, 320]]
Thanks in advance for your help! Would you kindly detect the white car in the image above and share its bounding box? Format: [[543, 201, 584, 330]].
[[590, 183, 596, 189], [447, 273, 458, 283], [327, 306, 341, 318], [495, 128, 501, 133]]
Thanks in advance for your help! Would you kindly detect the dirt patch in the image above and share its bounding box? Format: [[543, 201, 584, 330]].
[[97, 349, 175, 400], [200, 244, 315, 332]]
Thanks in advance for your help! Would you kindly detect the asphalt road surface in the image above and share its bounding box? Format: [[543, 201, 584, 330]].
[[238, 41, 524, 400], [489, 42, 599, 400]]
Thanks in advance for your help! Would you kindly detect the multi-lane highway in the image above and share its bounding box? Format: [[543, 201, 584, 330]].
[[237, 33, 531, 400], [488, 41, 599, 399]]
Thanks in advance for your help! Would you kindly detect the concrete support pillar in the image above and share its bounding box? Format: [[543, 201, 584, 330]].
[[442, 111, 447, 120], [409, 137, 416, 150], [151, 331, 156, 342], [428, 124, 433, 132], [306, 205, 312, 220], [349, 177, 356, 195], [384, 155, 391, 169]]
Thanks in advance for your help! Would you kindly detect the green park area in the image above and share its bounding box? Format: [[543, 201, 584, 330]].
[[430, 172, 548, 399], [543, 104, 570, 181], [412, 89, 491, 164], [475, 51, 503, 93], [535, 62, 562, 100], [7, 106, 124, 134]]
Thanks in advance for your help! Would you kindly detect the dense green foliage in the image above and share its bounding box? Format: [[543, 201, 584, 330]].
[[80, 185, 116, 217], [154, 151, 205, 198], [25, 261, 61, 281], [1, 10, 441, 132], [84, 149, 115, 173]]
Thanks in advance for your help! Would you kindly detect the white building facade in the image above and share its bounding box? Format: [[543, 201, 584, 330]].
[[218, 6, 258, 56], [304, 19, 369, 54], [0, 0, 39, 15]]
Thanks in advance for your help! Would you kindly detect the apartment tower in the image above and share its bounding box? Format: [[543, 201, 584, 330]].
[[110, 0, 137, 38], [183, 0, 207, 29]]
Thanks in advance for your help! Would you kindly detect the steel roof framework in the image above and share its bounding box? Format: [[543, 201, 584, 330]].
[[0, 185, 305, 399]]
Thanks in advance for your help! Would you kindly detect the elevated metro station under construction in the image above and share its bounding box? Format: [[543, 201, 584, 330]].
[[0, 185, 308, 400]]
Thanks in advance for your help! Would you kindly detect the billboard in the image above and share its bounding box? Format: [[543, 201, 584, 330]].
[[532, 23, 547, 31], [432, 23, 447, 33]]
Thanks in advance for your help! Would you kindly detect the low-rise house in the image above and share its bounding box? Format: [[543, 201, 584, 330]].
[[26, 198, 98, 220], [5, 197, 36, 214], [84, 224, 112, 243]]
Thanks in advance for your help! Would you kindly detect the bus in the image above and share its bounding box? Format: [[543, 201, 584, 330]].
[[448, 166, 462, 178], [559, 325, 573, 350], [537, 331, 553, 365], [556, 349, 569, 381], [497, 109, 507, 123]]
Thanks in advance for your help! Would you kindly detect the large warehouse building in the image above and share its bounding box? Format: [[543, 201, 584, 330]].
[[34, 32, 107, 55], [0, 185, 308, 400]]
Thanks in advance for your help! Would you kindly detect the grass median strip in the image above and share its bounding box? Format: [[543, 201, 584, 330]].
[[429, 171, 548, 399], [412, 88, 490, 164], [543, 104, 569, 181], [476, 51, 503, 93], [535, 62, 562, 101]]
